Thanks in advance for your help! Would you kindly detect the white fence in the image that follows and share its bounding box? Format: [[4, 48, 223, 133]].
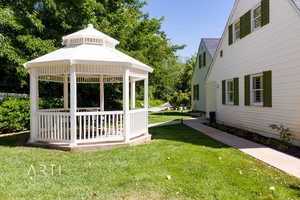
[[129, 109, 147, 138]]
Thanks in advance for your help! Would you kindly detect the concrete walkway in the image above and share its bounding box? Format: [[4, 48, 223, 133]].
[[183, 118, 300, 179]]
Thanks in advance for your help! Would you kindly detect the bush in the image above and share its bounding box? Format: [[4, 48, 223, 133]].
[[116, 99, 165, 109], [168, 91, 190, 109], [136, 99, 165, 108], [39, 97, 64, 109], [0, 98, 30, 133]]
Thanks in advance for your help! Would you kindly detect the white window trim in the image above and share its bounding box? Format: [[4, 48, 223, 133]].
[[226, 79, 234, 105], [251, 3, 262, 32], [250, 73, 263, 106]]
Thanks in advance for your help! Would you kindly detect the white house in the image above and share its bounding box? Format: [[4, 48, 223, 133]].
[[205, 0, 300, 146], [191, 38, 219, 112]]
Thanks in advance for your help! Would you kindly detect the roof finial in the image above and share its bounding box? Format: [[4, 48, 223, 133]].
[[87, 24, 94, 29]]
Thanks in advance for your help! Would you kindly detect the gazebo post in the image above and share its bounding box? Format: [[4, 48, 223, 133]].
[[130, 80, 136, 109], [144, 75, 149, 135], [100, 76, 104, 111], [123, 69, 130, 142], [29, 70, 39, 143], [70, 65, 77, 146], [63, 74, 69, 109]]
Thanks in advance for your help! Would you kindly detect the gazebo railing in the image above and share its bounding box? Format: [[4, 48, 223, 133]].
[[129, 109, 147, 138], [37, 111, 71, 142], [36, 108, 147, 144], [76, 111, 124, 143]]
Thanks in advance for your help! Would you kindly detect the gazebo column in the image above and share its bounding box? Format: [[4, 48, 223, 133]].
[[63, 74, 69, 109], [144, 75, 149, 135], [100, 76, 104, 111], [130, 80, 136, 109], [70, 65, 77, 146], [29, 70, 39, 143], [123, 69, 130, 142]]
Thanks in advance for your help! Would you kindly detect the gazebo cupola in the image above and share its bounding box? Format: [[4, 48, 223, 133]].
[[62, 24, 119, 48], [24, 24, 153, 150]]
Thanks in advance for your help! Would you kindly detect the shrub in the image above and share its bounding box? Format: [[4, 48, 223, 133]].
[[39, 97, 64, 109], [168, 91, 190, 109], [0, 98, 30, 133], [270, 124, 293, 150]]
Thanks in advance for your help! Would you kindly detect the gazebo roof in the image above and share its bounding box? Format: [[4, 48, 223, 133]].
[[24, 24, 153, 73]]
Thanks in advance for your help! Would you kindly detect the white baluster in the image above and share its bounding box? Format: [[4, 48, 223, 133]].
[[104, 114, 107, 137], [96, 114, 99, 138], [92, 115, 95, 139], [112, 114, 115, 136], [88, 115, 91, 139], [79, 115, 82, 140], [84, 115, 86, 140]]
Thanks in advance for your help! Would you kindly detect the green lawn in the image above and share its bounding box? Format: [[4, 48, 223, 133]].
[[149, 111, 194, 124], [0, 125, 300, 200]]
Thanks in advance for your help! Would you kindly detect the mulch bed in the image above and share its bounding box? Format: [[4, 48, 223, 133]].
[[204, 122, 300, 159]]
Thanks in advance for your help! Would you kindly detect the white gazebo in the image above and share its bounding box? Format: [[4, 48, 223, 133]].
[[24, 24, 153, 150]]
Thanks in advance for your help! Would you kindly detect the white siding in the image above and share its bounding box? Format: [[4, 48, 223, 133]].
[[207, 0, 300, 144]]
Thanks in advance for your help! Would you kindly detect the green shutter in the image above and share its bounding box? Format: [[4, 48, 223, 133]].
[[203, 52, 206, 66], [240, 10, 251, 38], [228, 24, 233, 45], [263, 71, 272, 107], [222, 80, 226, 105], [193, 86, 195, 100], [197, 85, 200, 100], [261, 0, 270, 26], [245, 75, 250, 106], [234, 78, 239, 106], [199, 54, 202, 68]]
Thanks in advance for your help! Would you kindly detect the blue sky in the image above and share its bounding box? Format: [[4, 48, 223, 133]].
[[142, 0, 235, 60]]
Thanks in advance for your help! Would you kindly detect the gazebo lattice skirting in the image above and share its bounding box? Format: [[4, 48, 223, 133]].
[[24, 24, 153, 150]]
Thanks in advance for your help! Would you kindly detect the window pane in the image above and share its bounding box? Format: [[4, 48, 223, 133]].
[[254, 6, 261, 17], [254, 90, 262, 103], [234, 21, 240, 40], [253, 6, 262, 29], [253, 76, 262, 89]]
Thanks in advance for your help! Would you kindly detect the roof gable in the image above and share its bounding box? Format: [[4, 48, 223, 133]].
[[203, 38, 220, 56]]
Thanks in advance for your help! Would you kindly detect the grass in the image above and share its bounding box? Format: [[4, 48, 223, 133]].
[[0, 125, 300, 200], [149, 111, 194, 124]]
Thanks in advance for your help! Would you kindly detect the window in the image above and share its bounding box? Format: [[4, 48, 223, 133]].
[[226, 80, 234, 104], [220, 50, 223, 58], [252, 5, 262, 31], [251, 74, 263, 106], [233, 21, 240, 41]]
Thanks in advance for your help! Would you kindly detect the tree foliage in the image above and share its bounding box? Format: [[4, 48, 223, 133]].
[[0, 0, 186, 102]]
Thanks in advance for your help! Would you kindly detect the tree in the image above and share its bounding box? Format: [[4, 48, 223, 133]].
[[0, 0, 183, 103], [176, 56, 196, 93]]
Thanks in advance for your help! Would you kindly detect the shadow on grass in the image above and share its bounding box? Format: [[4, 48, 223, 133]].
[[149, 123, 228, 149], [149, 111, 192, 117], [0, 132, 30, 147]]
